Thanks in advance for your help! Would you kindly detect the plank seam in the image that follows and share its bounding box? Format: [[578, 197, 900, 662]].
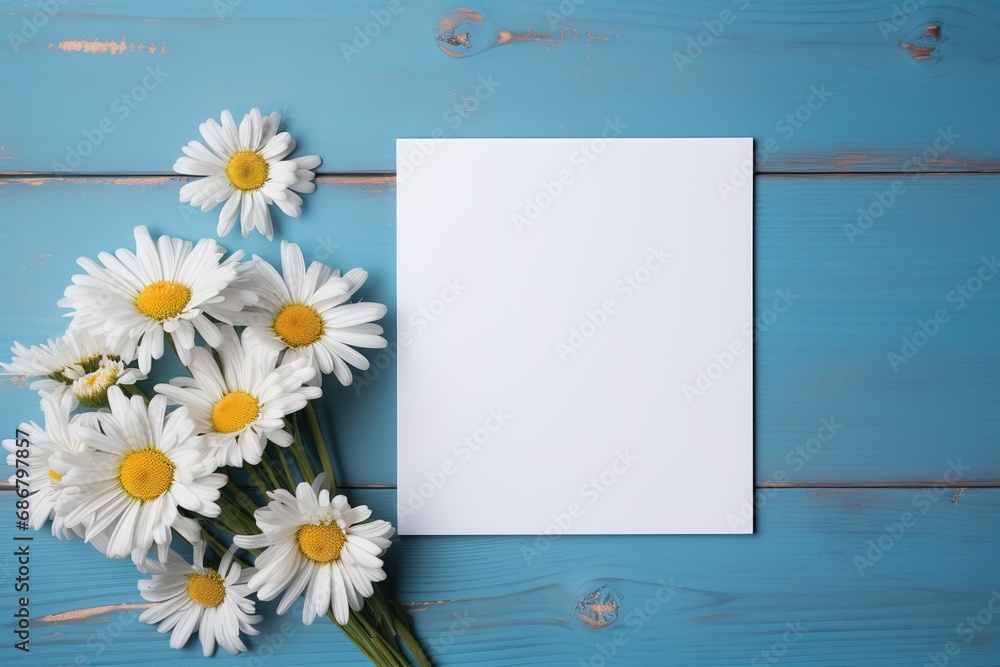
[[2, 171, 999, 181], [2, 482, 999, 492]]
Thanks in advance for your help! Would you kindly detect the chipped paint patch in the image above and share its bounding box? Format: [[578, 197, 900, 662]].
[[1, 376, 28, 390], [829, 154, 896, 168], [692, 612, 734, 623], [808, 490, 862, 499], [52, 38, 168, 55], [576, 585, 621, 629], [900, 24, 942, 62], [435, 7, 548, 58], [37, 603, 154, 624], [586, 29, 615, 42], [107, 175, 175, 186], [317, 174, 394, 187], [436, 6, 484, 34], [3, 176, 179, 187]]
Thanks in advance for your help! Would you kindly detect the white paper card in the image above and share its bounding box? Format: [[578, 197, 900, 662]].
[[396, 138, 753, 535]]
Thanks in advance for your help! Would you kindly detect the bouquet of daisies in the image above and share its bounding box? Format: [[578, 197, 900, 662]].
[[3, 110, 430, 666]]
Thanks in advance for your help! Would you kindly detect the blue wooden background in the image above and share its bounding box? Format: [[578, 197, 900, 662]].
[[1, 1, 999, 665]]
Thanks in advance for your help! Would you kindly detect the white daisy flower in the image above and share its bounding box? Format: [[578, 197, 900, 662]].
[[154, 325, 321, 467], [1, 329, 146, 408], [233, 474, 394, 625], [2, 392, 91, 539], [239, 241, 388, 386], [53, 386, 226, 562], [58, 226, 257, 374], [138, 542, 262, 656], [173, 108, 322, 241]]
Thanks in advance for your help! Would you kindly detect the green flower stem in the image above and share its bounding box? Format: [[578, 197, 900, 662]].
[[395, 619, 432, 667], [169, 526, 252, 571], [330, 611, 381, 664], [250, 457, 281, 493], [374, 589, 433, 667], [305, 401, 338, 495], [198, 529, 255, 570], [200, 530, 230, 560], [371, 593, 399, 645], [338, 611, 410, 667], [263, 454, 285, 490], [262, 446, 294, 491], [223, 482, 261, 521], [287, 412, 317, 482], [355, 591, 431, 667], [244, 464, 273, 500], [214, 494, 259, 539], [275, 446, 297, 488]]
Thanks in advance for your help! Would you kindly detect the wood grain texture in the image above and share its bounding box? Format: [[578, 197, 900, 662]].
[[1, 487, 998, 666], [1, 176, 997, 486], [1, 1, 999, 173], [2, 1, 998, 664]]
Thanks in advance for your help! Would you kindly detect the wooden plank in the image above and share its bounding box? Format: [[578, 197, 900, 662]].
[[1, 175, 998, 485], [1, 1, 998, 173], [2, 487, 997, 665]]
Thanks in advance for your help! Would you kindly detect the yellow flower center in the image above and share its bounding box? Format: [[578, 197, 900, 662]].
[[225, 150, 269, 191], [118, 448, 174, 502], [135, 281, 192, 321], [211, 391, 261, 434], [48, 469, 63, 482], [186, 571, 226, 607], [296, 522, 346, 563], [273, 304, 325, 348]]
